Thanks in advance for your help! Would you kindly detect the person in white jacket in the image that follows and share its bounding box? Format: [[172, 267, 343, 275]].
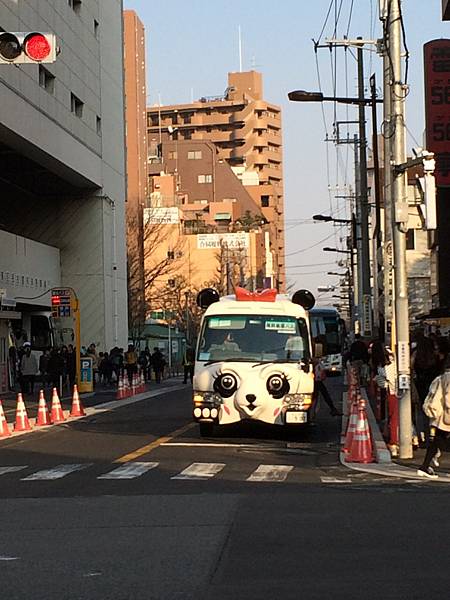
[[417, 354, 450, 479]]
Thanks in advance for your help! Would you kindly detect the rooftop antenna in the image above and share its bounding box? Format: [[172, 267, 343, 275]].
[[238, 25, 243, 72], [190, 87, 194, 103]]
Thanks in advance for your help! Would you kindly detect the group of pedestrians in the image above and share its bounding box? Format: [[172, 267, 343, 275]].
[[343, 331, 450, 478], [91, 344, 167, 387], [18, 343, 77, 395]]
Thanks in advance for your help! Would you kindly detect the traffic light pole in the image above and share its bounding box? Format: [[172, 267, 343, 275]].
[[389, 0, 413, 459]]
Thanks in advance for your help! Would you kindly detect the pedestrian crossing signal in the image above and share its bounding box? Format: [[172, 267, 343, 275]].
[[0, 32, 57, 64]]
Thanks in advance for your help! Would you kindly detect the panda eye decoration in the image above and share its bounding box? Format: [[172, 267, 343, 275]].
[[213, 372, 238, 398], [266, 374, 290, 399]]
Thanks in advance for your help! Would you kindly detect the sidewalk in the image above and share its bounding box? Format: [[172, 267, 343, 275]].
[[340, 388, 450, 483]]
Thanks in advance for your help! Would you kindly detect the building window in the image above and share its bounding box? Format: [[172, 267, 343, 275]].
[[188, 151, 202, 160], [39, 65, 55, 94], [183, 130, 192, 140], [183, 114, 192, 124], [198, 175, 213, 184], [70, 93, 84, 118], [168, 151, 177, 160], [150, 114, 159, 126], [406, 229, 415, 250], [261, 195, 270, 207], [68, 0, 82, 14], [96, 116, 102, 135], [94, 19, 99, 38]]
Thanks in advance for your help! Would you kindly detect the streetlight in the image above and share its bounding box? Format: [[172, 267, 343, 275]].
[[289, 85, 383, 338], [323, 247, 352, 254], [313, 214, 352, 224], [288, 90, 382, 106]]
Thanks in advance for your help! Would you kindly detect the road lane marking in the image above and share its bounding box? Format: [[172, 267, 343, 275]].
[[0, 556, 20, 561], [172, 462, 226, 480], [0, 466, 28, 476], [246, 464, 294, 482], [114, 422, 196, 463], [320, 477, 353, 484], [21, 464, 92, 481], [98, 462, 159, 480]]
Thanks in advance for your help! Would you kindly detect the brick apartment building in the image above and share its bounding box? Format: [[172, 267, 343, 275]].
[[147, 71, 286, 291]]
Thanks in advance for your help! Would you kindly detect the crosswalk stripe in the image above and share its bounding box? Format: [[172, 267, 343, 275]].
[[98, 462, 159, 480], [0, 466, 28, 476], [172, 462, 226, 480], [246, 464, 294, 482], [21, 464, 92, 481]]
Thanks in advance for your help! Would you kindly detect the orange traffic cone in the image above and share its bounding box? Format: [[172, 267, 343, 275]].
[[70, 384, 85, 417], [131, 373, 137, 395], [140, 369, 145, 392], [50, 387, 66, 423], [343, 401, 358, 452], [35, 390, 52, 426], [123, 374, 130, 397], [14, 393, 32, 432], [346, 401, 374, 463], [116, 374, 125, 399], [0, 400, 11, 437]]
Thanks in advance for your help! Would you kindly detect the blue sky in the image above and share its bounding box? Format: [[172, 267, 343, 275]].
[[123, 0, 449, 302]]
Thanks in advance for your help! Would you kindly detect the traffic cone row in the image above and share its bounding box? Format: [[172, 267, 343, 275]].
[[116, 369, 147, 400], [344, 399, 374, 464], [0, 385, 87, 437]]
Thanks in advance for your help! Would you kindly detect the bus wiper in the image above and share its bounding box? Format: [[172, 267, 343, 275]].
[[203, 357, 250, 366], [252, 358, 293, 367]]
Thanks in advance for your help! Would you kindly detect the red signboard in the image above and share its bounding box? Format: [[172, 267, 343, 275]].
[[424, 39, 450, 186]]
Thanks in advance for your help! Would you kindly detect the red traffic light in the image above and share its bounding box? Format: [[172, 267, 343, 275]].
[[24, 32, 51, 61], [0, 32, 21, 61]]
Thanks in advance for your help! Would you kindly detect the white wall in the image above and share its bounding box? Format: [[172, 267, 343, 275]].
[[0, 230, 60, 305]]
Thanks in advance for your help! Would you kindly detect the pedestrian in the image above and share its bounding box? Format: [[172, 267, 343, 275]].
[[39, 348, 50, 389], [124, 344, 138, 387], [144, 347, 152, 381], [87, 343, 98, 385], [417, 354, 450, 479], [109, 346, 123, 383], [47, 349, 65, 391], [182, 346, 195, 384], [371, 341, 399, 457], [138, 350, 148, 382], [343, 334, 369, 385], [99, 352, 113, 385], [151, 347, 165, 383], [412, 336, 440, 444], [312, 342, 342, 417], [19, 342, 39, 394], [66, 344, 76, 388]]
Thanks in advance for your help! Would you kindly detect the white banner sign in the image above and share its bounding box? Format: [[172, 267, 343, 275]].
[[144, 207, 180, 224], [197, 232, 249, 250]]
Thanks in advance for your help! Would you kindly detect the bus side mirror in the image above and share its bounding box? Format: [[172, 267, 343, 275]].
[[196, 288, 220, 309], [292, 289, 315, 310], [314, 342, 323, 359]]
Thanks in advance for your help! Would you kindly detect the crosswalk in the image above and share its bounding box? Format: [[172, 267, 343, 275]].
[[0, 461, 314, 484]]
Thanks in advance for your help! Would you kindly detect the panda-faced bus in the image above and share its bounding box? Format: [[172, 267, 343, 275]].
[[192, 287, 316, 436]]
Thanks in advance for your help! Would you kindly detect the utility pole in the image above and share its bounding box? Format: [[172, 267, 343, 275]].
[[357, 39, 373, 338], [354, 134, 362, 331], [389, 0, 413, 458], [382, 31, 394, 348]]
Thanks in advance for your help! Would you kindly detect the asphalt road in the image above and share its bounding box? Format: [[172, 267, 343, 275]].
[[1, 377, 449, 600]]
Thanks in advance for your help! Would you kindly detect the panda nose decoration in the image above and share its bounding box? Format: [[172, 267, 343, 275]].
[[246, 394, 257, 410]]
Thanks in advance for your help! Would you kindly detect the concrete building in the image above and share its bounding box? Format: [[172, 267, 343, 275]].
[[147, 71, 286, 290], [146, 139, 268, 296], [123, 9, 148, 337], [0, 0, 128, 391]]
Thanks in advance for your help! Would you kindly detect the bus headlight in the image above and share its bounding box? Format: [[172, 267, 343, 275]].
[[283, 393, 313, 408]]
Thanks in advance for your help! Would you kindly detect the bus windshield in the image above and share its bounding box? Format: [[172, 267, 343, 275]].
[[197, 314, 310, 363]]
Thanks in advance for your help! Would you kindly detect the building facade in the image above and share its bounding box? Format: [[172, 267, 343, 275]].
[[123, 9, 148, 338], [147, 70, 286, 290], [0, 0, 128, 380]]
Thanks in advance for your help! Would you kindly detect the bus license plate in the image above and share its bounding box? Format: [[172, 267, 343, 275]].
[[286, 411, 307, 424]]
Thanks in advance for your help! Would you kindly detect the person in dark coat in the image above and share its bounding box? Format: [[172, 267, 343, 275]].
[[151, 347, 165, 383]]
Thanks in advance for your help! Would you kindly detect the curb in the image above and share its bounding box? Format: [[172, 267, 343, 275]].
[[340, 388, 450, 483]]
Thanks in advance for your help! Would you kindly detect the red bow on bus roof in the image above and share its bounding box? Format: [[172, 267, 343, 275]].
[[235, 287, 278, 302]]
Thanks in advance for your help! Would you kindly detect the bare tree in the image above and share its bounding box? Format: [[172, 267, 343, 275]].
[[127, 212, 185, 344]]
